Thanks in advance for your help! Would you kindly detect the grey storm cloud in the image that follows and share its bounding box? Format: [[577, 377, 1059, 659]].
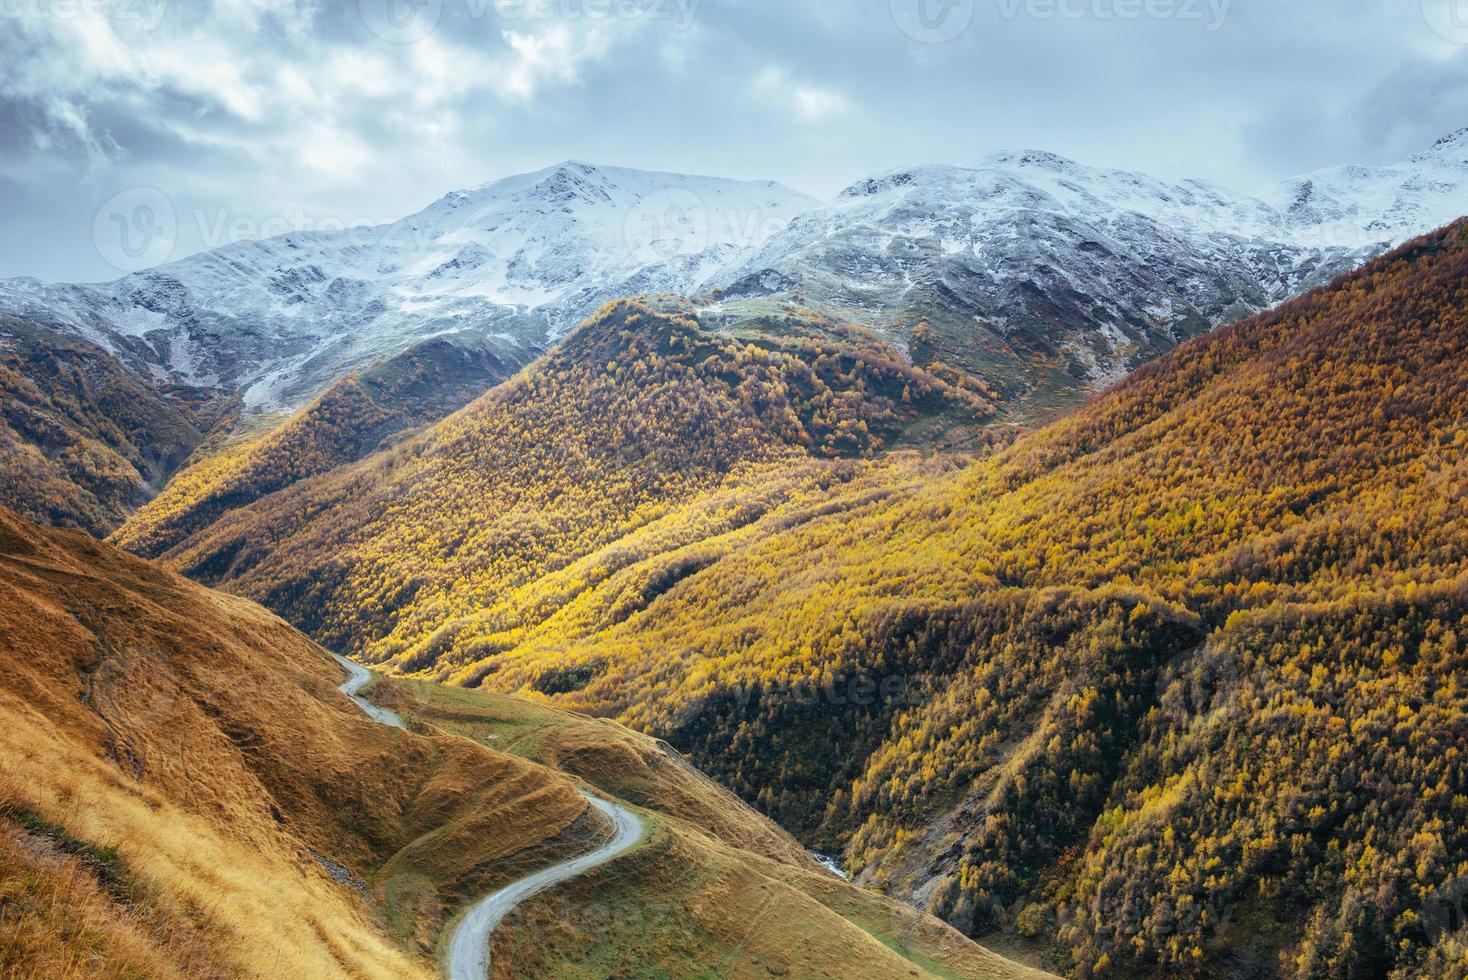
[[0, 0, 1462, 282]]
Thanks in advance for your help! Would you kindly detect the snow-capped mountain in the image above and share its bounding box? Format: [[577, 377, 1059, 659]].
[[0, 135, 1462, 420], [1261, 127, 1468, 245], [0, 162, 817, 411], [715, 133, 1465, 405]]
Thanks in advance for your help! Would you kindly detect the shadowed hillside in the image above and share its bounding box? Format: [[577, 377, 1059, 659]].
[[115, 332, 536, 558], [0, 317, 216, 536]]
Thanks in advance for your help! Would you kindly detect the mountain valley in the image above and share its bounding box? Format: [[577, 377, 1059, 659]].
[[97, 221, 1468, 977], [0, 505, 1043, 979], [0, 106, 1463, 980]]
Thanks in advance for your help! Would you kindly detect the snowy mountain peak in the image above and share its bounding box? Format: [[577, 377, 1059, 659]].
[[837, 165, 959, 199], [0, 137, 1460, 422], [1260, 130, 1468, 245], [0, 162, 818, 413], [1419, 127, 1468, 161], [721, 132, 1464, 405], [975, 149, 1086, 174]]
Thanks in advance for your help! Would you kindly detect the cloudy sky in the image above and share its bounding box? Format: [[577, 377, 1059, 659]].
[[1, 0, 1464, 281]]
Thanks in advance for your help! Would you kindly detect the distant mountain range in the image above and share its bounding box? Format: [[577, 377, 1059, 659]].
[[0, 131, 1463, 421], [0, 163, 816, 413], [719, 129, 1468, 412]]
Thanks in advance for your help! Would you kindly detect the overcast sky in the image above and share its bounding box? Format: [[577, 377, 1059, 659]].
[[1, 0, 1464, 282]]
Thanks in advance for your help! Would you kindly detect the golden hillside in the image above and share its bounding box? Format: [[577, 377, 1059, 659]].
[[122, 223, 1468, 977], [0, 504, 598, 977], [120, 300, 992, 654], [0, 505, 1043, 978]]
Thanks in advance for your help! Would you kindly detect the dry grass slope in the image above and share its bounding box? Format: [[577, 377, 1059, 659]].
[[0, 505, 600, 978], [373, 676, 1055, 980], [0, 505, 1050, 978]]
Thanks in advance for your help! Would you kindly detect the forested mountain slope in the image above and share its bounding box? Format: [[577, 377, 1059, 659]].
[[0, 506, 1043, 979], [0, 316, 216, 535], [119, 300, 994, 630], [136, 223, 1468, 977], [114, 334, 533, 558], [534, 224, 1466, 978]]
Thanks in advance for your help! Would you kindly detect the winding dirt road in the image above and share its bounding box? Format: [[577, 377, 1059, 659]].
[[332, 654, 408, 729], [331, 654, 645, 980], [445, 794, 643, 980]]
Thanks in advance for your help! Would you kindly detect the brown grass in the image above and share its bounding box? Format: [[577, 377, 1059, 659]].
[[0, 777, 232, 979], [376, 677, 1055, 980], [0, 506, 599, 978]]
